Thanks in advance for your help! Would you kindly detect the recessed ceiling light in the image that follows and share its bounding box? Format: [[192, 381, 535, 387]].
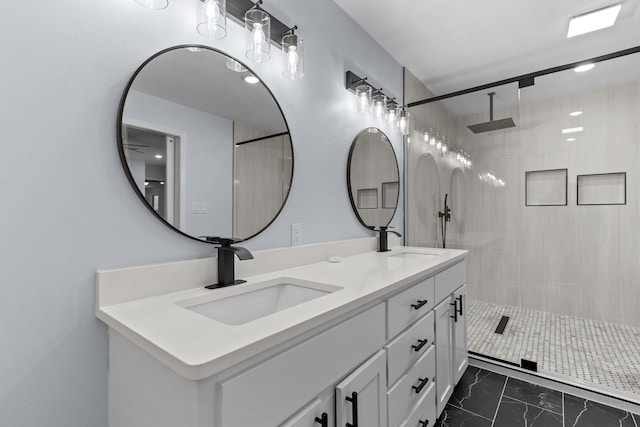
[[574, 63, 595, 72], [567, 4, 622, 38], [566, 138, 577, 142], [243, 75, 260, 84], [569, 111, 583, 116], [562, 126, 584, 134], [155, 154, 163, 159]]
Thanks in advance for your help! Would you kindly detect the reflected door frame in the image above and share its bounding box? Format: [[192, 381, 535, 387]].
[[122, 119, 186, 230]]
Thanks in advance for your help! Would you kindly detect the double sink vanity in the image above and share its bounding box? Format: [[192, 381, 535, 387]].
[[96, 240, 467, 427], [107, 43, 469, 427]]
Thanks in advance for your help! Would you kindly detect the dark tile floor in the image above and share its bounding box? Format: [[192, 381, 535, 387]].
[[436, 365, 640, 427]]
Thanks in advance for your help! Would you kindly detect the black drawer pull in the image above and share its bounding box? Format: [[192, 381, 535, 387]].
[[418, 420, 429, 426], [457, 294, 463, 315], [346, 391, 358, 427], [411, 299, 428, 310], [411, 339, 429, 352], [450, 301, 458, 322], [412, 377, 429, 394], [315, 412, 328, 427]]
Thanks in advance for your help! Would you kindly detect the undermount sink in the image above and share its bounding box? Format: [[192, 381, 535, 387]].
[[390, 252, 439, 260], [181, 278, 342, 326]]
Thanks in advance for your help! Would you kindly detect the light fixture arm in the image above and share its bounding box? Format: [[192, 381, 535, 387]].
[[282, 25, 298, 37], [245, 0, 263, 12]]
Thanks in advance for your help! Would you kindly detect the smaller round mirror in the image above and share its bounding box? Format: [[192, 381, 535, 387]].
[[347, 128, 400, 229]]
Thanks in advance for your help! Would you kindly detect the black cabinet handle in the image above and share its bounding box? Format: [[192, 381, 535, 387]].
[[411, 299, 428, 310], [457, 294, 463, 315], [450, 301, 458, 323], [346, 391, 358, 427], [418, 420, 429, 426], [412, 377, 429, 394], [411, 339, 429, 352], [315, 412, 328, 427]]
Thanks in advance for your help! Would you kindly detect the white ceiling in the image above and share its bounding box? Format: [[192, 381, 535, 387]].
[[334, 0, 640, 115]]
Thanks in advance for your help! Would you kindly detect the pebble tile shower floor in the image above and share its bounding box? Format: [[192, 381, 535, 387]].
[[467, 299, 640, 395]]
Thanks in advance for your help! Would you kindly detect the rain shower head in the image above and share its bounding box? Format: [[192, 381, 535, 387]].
[[467, 92, 516, 134]]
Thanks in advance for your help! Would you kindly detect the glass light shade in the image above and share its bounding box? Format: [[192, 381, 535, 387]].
[[226, 58, 247, 72], [398, 109, 410, 135], [135, 0, 168, 9], [372, 93, 387, 122], [282, 33, 304, 80], [245, 8, 270, 63], [197, 0, 226, 39], [429, 130, 437, 147], [386, 107, 398, 127], [355, 85, 372, 113]]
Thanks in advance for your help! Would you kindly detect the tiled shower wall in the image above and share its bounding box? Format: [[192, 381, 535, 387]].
[[405, 69, 640, 327]]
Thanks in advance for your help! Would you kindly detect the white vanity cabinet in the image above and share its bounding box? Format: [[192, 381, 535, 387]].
[[336, 350, 387, 427], [103, 251, 468, 427], [433, 261, 468, 416]]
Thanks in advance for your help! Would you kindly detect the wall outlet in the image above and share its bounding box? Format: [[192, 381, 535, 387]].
[[291, 223, 301, 246]]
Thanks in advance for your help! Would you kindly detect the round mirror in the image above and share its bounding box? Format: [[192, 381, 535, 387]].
[[117, 46, 293, 242], [347, 128, 399, 229]]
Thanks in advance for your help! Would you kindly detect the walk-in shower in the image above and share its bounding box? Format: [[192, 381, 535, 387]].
[[405, 45, 640, 401]]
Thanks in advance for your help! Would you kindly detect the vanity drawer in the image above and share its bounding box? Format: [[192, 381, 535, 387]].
[[434, 260, 466, 303], [387, 345, 436, 427], [219, 304, 385, 427], [386, 311, 434, 386], [280, 397, 334, 427], [399, 382, 436, 427], [387, 277, 435, 339]]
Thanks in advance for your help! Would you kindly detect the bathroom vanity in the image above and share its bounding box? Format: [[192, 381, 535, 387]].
[[96, 240, 467, 427]]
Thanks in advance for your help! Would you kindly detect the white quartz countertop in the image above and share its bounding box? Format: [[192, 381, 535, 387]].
[[97, 245, 467, 380]]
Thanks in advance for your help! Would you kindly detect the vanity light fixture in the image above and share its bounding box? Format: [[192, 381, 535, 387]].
[[355, 82, 372, 113], [372, 91, 387, 122], [569, 111, 583, 116], [134, 0, 168, 10], [398, 107, 410, 136], [567, 4, 622, 38], [245, 1, 270, 63], [346, 71, 402, 129], [574, 63, 595, 72], [386, 100, 398, 127], [155, 154, 163, 159], [197, 0, 227, 40], [282, 26, 304, 80]]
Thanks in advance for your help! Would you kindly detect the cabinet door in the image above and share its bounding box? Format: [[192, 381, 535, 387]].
[[452, 284, 468, 385], [434, 297, 453, 417], [281, 396, 334, 427], [336, 350, 387, 427]]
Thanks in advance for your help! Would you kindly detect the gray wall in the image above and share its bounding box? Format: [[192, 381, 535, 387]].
[[0, 1, 402, 426]]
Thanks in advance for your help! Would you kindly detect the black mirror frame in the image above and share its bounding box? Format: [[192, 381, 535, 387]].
[[346, 127, 400, 230], [116, 44, 294, 244]]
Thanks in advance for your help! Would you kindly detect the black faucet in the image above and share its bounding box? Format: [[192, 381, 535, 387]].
[[372, 226, 402, 252], [200, 237, 254, 289]]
